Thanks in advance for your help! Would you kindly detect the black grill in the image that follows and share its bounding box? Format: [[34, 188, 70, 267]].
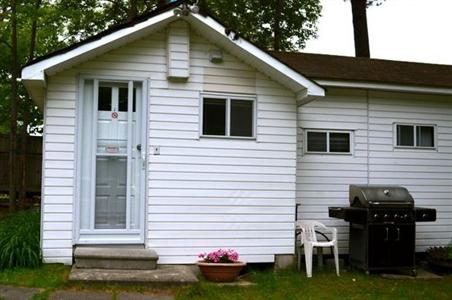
[[329, 185, 436, 275]]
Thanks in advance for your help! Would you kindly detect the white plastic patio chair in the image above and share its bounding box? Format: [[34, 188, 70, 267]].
[[295, 220, 340, 278]]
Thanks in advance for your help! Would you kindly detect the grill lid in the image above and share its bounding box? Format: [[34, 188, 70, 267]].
[[349, 185, 414, 208]]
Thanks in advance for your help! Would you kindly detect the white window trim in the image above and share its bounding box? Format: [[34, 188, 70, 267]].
[[200, 93, 257, 139], [393, 123, 437, 150], [304, 129, 354, 155]]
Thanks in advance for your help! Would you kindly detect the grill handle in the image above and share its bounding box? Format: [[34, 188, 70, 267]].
[[395, 227, 400, 242], [384, 227, 389, 241]]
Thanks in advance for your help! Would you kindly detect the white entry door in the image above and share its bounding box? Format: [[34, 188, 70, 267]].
[[77, 79, 146, 244]]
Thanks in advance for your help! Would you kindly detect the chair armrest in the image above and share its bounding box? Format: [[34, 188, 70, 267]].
[[322, 226, 337, 242]]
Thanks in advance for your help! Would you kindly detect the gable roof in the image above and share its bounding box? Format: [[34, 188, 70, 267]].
[[21, 1, 324, 108], [272, 52, 452, 89]]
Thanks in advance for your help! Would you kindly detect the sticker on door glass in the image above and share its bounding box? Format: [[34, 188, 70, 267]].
[[106, 145, 119, 153], [111, 112, 119, 119]]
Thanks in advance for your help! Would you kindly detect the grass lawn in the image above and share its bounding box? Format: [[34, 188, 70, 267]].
[[0, 264, 451, 300]]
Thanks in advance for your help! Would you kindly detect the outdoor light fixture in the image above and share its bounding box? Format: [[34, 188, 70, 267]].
[[209, 49, 223, 63]]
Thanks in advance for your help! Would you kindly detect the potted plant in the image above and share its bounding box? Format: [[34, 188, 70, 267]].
[[426, 245, 452, 274], [196, 249, 246, 282]]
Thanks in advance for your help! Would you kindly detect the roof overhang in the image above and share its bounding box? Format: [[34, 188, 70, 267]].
[[22, 5, 324, 109], [317, 79, 452, 96]]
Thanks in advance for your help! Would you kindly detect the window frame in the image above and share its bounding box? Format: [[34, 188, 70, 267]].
[[200, 93, 257, 139], [393, 123, 437, 150], [304, 129, 353, 155]]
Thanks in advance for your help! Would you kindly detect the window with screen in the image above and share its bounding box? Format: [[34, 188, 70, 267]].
[[202, 95, 255, 138], [395, 124, 435, 148], [305, 130, 352, 154]]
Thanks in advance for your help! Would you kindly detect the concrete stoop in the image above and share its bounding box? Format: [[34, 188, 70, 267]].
[[71, 247, 198, 284], [68, 265, 199, 284], [74, 247, 159, 270]]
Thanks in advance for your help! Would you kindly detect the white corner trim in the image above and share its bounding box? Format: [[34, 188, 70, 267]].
[[188, 13, 324, 98], [317, 79, 452, 96], [22, 10, 177, 82]]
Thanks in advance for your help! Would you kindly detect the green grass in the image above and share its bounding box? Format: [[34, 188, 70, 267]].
[[0, 264, 450, 300], [176, 268, 452, 300]]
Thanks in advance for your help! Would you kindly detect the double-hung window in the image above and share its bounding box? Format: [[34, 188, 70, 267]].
[[395, 123, 436, 149], [305, 130, 352, 154], [202, 95, 255, 138]]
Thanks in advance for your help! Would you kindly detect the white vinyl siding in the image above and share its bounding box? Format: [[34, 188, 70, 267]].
[[147, 29, 297, 264], [41, 21, 296, 264], [297, 88, 452, 253], [42, 73, 77, 264]]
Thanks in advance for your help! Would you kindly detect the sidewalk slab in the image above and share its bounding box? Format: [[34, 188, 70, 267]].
[[49, 290, 112, 300], [116, 292, 174, 300], [0, 285, 43, 300]]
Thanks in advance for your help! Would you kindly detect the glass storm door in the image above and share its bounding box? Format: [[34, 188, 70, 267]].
[[78, 79, 145, 244]]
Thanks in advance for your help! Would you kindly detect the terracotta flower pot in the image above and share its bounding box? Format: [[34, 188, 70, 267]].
[[197, 261, 247, 282]]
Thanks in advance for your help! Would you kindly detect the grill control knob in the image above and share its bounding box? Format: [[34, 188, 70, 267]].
[[384, 213, 390, 220], [394, 213, 399, 220], [373, 213, 380, 220], [404, 214, 409, 220]]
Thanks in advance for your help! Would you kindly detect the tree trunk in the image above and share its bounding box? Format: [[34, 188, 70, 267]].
[[272, 0, 283, 51], [9, 0, 18, 213], [157, 0, 167, 8], [127, 0, 138, 21], [351, 0, 370, 57], [19, 0, 41, 209]]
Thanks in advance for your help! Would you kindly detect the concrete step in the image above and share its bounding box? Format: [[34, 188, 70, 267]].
[[74, 247, 159, 270], [68, 265, 198, 284]]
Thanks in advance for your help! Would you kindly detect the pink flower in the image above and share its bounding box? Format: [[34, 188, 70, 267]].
[[198, 249, 240, 263]]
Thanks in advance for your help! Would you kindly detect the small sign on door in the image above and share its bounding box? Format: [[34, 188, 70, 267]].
[[106, 145, 119, 153], [111, 112, 119, 119]]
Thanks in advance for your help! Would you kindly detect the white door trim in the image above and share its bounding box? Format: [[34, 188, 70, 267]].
[[74, 74, 149, 245]]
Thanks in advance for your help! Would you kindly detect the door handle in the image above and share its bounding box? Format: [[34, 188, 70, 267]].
[[395, 228, 400, 242], [384, 227, 389, 241], [136, 144, 142, 151]]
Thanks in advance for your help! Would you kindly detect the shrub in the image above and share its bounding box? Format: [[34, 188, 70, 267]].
[[0, 209, 41, 269], [426, 246, 452, 262]]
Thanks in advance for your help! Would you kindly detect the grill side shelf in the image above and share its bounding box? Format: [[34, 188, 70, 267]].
[[414, 207, 437, 222], [328, 207, 368, 224]]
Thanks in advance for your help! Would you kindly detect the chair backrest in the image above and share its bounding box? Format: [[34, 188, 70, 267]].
[[296, 220, 327, 243]]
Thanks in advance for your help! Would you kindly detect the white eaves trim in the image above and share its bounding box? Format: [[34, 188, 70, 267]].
[[317, 79, 452, 96], [186, 13, 324, 98], [22, 7, 324, 101], [22, 10, 177, 81]]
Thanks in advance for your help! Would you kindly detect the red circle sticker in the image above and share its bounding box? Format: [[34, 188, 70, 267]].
[[111, 112, 119, 119]]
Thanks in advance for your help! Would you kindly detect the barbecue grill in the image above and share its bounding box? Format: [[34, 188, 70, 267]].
[[329, 185, 436, 275]]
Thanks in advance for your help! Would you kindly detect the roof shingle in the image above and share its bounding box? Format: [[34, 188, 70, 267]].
[[271, 52, 452, 89]]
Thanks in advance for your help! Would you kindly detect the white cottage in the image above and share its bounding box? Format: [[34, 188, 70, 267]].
[[22, 1, 452, 266]]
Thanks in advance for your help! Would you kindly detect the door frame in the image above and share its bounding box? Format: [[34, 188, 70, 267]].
[[74, 74, 149, 245]]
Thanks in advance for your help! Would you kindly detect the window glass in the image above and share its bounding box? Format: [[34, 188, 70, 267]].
[[397, 125, 414, 146], [330, 132, 350, 152], [230, 100, 253, 137], [307, 132, 327, 152], [118, 87, 136, 112], [98, 87, 112, 111], [203, 98, 226, 135], [417, 126, 434, 147]]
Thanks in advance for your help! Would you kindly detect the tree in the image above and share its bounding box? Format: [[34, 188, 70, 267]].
[[200, 0, 322, 51], [349, 0, 386, 57]]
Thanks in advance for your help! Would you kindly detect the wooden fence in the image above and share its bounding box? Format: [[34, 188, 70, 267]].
[[0, 134, 42, 194]]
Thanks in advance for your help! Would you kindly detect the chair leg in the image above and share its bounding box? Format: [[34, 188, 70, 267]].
[[297, 247, 301, 271], [304, 245, 313, 278], [333, 244, 340, 276]]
